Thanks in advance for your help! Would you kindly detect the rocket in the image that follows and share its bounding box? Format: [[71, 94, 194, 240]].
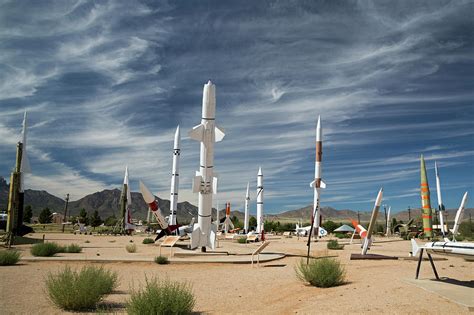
[[188, 80, 225, 251], [420, 155, 433, 238], [434, 162, 446, 236], [309, 115, 326, 238], [20, 111, 31, 191], [386, 206, 392, 236], [452, 192, 468, 240], [352, 220, 368, 238], [223, 202, 234, 233], [120, 166, 135, 232], [169, 125, 181, 226], [139, 180, 179, 240], [256, 167, 264, 234], [244, 182, 250, 233], [362, 188, 383, 255]]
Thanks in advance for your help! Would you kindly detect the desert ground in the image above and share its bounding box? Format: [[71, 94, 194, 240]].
[[1, 232, 473, 314]]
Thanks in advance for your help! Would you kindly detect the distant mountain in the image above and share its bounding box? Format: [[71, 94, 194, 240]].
[[0, 176, 471, 224]]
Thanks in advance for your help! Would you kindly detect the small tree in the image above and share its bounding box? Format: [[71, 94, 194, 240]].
[[23, 205, 33, 223], [104, 215, 117, 226], [322, 220, 339, 233], [249, 217, 257, 229], [39, 207, 52, 224], [90, 210, 102, 228], [78, 208, 89, 225]]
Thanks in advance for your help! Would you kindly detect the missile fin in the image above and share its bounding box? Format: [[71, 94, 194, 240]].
[[212, 176, 218, 194], [309, 180, 315, 188], [320, 180, 326, 189], [214, 125, 225, 142], [192, 175, 202, 193], [189, 124, 205, 141]]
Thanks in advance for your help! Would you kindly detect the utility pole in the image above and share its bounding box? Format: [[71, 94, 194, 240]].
[[408, 206, 411, 221], [62, 193, 69, 233], [383, 204, 388, 234], [357, 211, 360, 224]]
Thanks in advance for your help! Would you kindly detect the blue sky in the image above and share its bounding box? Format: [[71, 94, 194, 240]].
[[0, 0, 473, 214]]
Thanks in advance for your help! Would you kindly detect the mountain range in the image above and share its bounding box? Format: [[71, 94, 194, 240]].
[[0, 176, 471, 224]]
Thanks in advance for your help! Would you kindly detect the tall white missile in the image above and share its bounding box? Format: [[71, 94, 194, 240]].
[[434, 162, 447, 236], [362, 188, 383, 255], [189, 80, 225, 251], [122, 166, 135, 231], [310, 115, 326, 238], [169, 125, 181, 226], [20, 111, 31, 192], [244, 182, 250, 233], [256, 167, 264, 234], [452, 192, 468, 240]]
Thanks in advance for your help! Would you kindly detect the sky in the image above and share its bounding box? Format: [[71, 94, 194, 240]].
[[0, 0, 473, 214]]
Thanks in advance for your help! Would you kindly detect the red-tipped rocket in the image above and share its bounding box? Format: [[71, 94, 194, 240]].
[[362, 188, 383, 255], [223, 202, 234, 233], [139, 180, 179, 240], [351, 220, 368, 238], [188, 80, 225, 251]]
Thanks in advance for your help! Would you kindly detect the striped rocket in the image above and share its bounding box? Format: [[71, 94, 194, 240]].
[[420, 155, 433, 238]]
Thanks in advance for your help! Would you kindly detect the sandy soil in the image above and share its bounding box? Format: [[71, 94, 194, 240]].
[[1, 233, 472, 314]]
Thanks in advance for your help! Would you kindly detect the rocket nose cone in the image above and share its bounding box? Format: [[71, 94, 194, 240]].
[[317, 115, 321, 129], [139, 180, 155, 203], [258, 167, 262, 175], [174, 125, 181, 143], [207, 80, 213, 85]]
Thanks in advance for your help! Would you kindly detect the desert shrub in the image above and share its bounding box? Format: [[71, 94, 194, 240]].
[[31, 242, 64, 257], [237, 237, 247, 244], [45, 265, 118, 311], [142, 238, 155, 244], [295, 258, 345, 288], [126, 244, 137, 253], [0, 250, 21, 266], [84, 240, 90, 243], [65, 244, 82, 253], [126, 277, 195, 315], [155, 256, 169, 265], [327, 240, 344, 250]]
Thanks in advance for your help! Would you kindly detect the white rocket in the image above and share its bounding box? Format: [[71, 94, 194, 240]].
[[452, 192, 468, 240], [169, 125, 181, 226], [386, 206, 392, 236], [434, 162, 447, 236], [362, 188, 383, 255], [244, 182, 250, 233], [256, 167, 264, 234], [123, 167, 135, 230], [20, 111, 31, 192], [309, 115, 326, 238], [189, 80, 225, 251]]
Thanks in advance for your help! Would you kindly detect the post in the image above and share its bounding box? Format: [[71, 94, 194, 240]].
[[415, 248, 424, 279], [357, 211, 360, 224], [62, 193, 69, 233], [383, 205, 387, 234], [408, 206, 411, 221]]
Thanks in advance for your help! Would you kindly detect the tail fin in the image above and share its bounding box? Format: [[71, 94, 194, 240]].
[[411, 239, 420, 256]]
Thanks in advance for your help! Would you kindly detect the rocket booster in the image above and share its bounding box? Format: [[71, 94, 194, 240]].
[[362, 188, 383, 255], [169, 126, 181, 226], [223, 202, 234, 233], [139, 180, 179, 239], [420, 155, 433, 238], [452, 192, 468, 238], [256, 167, 264, 234], [310, 115, 326, 236], [189, 81, 225, 250], [244, 182, 250, 233], [434, 162, 446, 236]]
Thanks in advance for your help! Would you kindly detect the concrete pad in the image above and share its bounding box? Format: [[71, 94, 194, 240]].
[[405, 278, 474, 310]]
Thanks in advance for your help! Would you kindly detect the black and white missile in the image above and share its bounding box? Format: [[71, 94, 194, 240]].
[[169, 126, 181, 226], [256, 167, 264, 233], [244, 182, 250, 233]]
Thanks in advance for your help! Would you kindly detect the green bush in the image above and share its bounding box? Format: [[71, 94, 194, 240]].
[[334, 232, 350, 239], [327, 240, 344, 250], [45, 265, 118, 311], [237, 237, 247, 244], [155, 256, 169, 265], [65, 244, 82, 253], [126, 244, 137, 253], [31, 242, 64, 257], [295, 258, 345, 288], [142, 238, 155, 244], [126, 278, 195, 315], [0, 250, 21, 266]]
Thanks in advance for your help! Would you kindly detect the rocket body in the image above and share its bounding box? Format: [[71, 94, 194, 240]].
[[310, 116, 326, 238], [121, 167, 135, 231], [244, 182, 250, 233], [169, 126, 181, 226], [189, 81, 225, 250], [434, 162, 446, 236], [362, 188, 383, 255], [386, 206, 392, 236], [256, 167, 264, 234], [420, 155, 433, 238], [223, 202, 234, 233], [351, 220, 367, 238], [452, 192, 468, 238]]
